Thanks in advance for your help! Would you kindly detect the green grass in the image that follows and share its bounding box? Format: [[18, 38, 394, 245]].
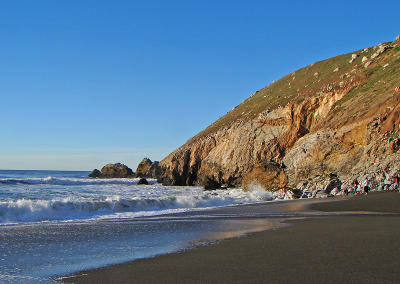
[[328, 45, 400, 123]]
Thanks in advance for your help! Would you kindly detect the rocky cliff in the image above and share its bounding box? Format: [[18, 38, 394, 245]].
[[159, 36, 400, 193]]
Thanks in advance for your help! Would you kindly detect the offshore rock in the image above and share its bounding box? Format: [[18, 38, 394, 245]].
[[136, 158, 163, 179], [101, 163, 134, 178], [136, 158, 152, 177], [138, 178, 149, 185], [88, 169, 103, 178]]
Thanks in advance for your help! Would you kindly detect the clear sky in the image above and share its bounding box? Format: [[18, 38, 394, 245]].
[[1, 0, 399, 171]]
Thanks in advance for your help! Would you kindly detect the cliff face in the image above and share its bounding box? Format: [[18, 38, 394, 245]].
[[159, 38, 400, 191]]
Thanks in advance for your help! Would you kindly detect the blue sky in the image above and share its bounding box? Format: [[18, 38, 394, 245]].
[[1, 0, 399, 170]]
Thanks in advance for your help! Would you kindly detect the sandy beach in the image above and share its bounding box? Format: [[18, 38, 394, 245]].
[[63, 191, 400, 284]]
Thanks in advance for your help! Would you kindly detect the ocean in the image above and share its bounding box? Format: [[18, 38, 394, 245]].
[[0, 170, 279, 283]]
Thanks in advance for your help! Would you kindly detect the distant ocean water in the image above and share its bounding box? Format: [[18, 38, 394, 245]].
[[0, 170, 276, 283]]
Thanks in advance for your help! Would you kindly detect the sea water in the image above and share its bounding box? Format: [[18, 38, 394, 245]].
[[0, 170, 276, 283]]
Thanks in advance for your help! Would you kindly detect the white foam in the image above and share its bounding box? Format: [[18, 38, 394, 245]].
[[0, 174, 281, 225], [0, 187, 276, 224], [245, 182, 274, 201]]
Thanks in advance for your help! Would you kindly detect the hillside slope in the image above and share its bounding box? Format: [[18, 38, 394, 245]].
[[159, 36, 400, 193]]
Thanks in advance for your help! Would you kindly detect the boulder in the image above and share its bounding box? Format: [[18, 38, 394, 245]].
[[285, 188, 303, 199], [101, 163, 134, 178], [284, 191, 295, 199], [349, 53, 358, 63], [88, 169, 103, 178], [315, 190, 329, 199], [330, 187, 341, 196], [138, 178, 149, 185], [371, 45, 388, 60], [324, 174, 342, 194], [396, 35, 400, 42], [297, 180, 309, 190]]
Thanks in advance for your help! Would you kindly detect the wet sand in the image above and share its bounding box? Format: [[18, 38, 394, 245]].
[[63, 192, 400, 284]]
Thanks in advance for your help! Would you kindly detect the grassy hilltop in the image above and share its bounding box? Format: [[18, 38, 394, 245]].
[[194, 41, 400, 140]]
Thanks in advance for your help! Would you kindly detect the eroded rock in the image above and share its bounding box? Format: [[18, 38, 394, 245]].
[[136, 158, 153, 178], [101, 163, 134, 178], [88, 169, 103, 178], [136, 158, 163, 179]]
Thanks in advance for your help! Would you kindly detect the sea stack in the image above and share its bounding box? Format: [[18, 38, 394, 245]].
[[135, 158, 162, 179], [88, 163, 134, 178]]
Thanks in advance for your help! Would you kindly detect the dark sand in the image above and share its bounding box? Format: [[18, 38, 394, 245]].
[[63, 192, 400, 284]]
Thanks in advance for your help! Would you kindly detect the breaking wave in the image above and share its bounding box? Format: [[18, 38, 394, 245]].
[[0, 188, 274, 224]]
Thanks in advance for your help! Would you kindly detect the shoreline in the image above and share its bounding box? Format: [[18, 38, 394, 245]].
[[62, 191, 400, 283]]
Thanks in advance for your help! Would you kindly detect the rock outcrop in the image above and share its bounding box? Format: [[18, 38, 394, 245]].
[[135, 158, 152, 177], [101, 163, 134, 178], [135, 158, 162, 179], [138, 178, 149, 185], [159, 37, 400, 193], [88, 169, 103, 178], [88, 163, 135, 178], [89, 160, 163, 180]]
